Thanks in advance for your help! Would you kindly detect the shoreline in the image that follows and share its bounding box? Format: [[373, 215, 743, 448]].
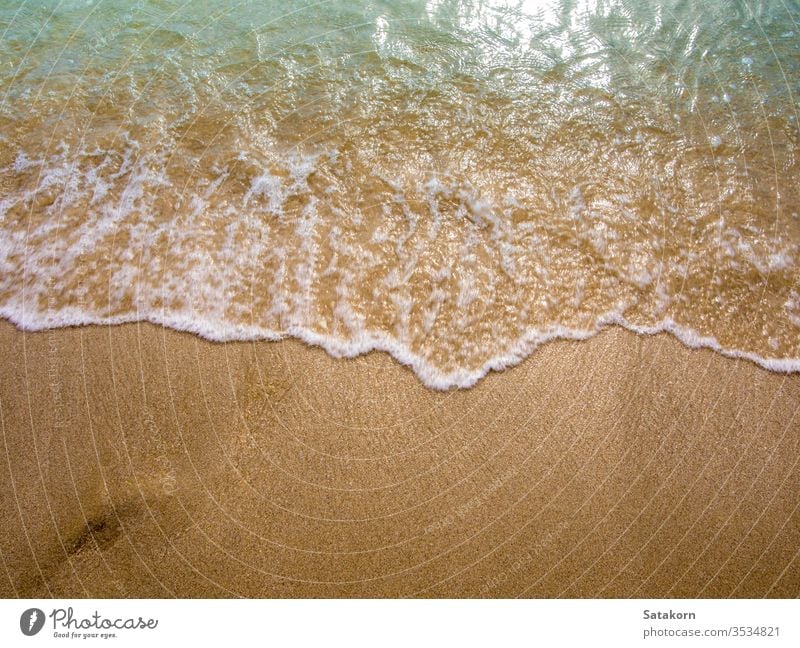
[[1, 309, 799, 391], [0, 318, 798, 597]]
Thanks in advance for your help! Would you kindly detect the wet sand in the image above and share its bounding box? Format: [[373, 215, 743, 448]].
[[0, 319, 797, 598]]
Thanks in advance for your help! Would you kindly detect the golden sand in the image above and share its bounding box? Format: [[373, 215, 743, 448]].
[[0, 319, 797, 597]]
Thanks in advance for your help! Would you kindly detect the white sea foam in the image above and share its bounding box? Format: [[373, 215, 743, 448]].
[[2, 135, 798, 389], [2, 297, 799, 390]]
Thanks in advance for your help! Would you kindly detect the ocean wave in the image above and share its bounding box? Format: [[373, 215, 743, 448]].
[[1, 0, 798, 388]]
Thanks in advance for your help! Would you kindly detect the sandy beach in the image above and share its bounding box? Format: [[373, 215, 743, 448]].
[[0, 319, 797, 598]]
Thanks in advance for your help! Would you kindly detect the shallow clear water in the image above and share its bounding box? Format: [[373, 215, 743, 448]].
[[1, 0, 799, 387]]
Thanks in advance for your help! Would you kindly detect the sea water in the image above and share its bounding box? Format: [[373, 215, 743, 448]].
[[1, 0, 799, 388]]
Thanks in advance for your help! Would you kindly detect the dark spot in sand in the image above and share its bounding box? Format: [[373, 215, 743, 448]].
[[69, 511, 123, 554]]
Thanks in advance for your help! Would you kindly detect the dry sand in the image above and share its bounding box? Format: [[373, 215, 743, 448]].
[[0, 319, 797, 598]]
